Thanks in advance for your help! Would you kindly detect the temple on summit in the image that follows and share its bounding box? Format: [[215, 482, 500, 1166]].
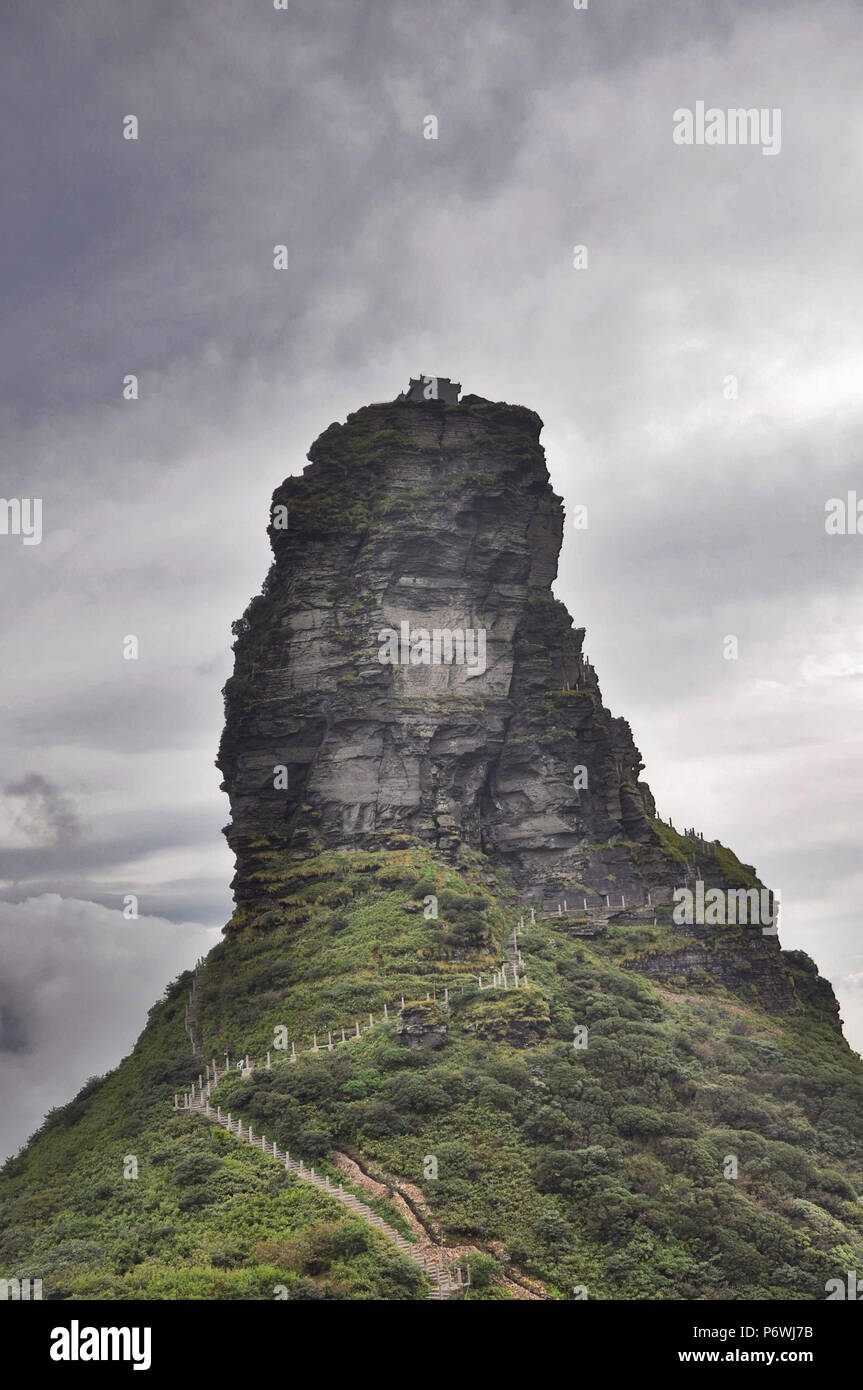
[[397, 376, 461, 404]]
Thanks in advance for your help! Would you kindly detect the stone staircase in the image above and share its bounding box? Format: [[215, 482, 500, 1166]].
[[170, 916, 541, 1300], [180, 958, 527, 1076], [176, 1085, 465, 1300], [183, 959, 204, 1056]]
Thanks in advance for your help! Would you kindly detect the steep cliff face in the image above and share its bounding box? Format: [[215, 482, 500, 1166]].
[[221, 398, 676, 890], [216, 393, 798, 1008], [219, 396, 604, 877]]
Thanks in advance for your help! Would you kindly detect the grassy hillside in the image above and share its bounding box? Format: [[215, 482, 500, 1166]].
[[2, 843, 862, 1300]]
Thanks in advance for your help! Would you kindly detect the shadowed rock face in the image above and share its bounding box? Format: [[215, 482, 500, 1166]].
[[218, 397, 662, 892], [396, 1007, 448, 1052], [216, 392, 804, 1005]]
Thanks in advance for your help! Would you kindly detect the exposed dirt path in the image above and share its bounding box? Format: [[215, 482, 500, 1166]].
[[332, 1149, 548, 1300]]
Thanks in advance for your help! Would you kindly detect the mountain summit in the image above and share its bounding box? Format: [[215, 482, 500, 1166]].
[[3, 394, 861, 1302], [218, 393, 815, 1018]]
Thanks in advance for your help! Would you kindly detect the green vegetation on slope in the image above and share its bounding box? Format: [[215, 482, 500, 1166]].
[[0, 970, 426, 1301], [2, 845, 862, 1300]]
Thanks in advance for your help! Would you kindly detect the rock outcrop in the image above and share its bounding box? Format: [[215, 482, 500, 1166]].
[[396, 1003, 449, 1052], [219, 396, 661, 892], [216, 391, 832, 1016]]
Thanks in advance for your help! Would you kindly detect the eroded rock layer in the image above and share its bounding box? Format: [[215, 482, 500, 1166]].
[[217, 393, 799, 1005]]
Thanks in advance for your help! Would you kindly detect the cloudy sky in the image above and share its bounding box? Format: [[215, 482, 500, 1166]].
[[1, 0, 862, 1159]]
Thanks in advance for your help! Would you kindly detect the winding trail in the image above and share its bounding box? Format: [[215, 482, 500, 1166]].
[[171, 914, 541, 1300], [176, 959, 469, 1299], [175, 1082, 463, 1299]]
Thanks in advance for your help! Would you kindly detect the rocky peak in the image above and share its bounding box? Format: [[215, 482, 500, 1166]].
[[219, 398, 646, 884], [216, 392, 828, 1017]]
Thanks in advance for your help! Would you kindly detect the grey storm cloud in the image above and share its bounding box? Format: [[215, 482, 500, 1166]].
[[0, 895, 219, 1161], [0, 0, 861, 1156], [3, 774, 83, 847]]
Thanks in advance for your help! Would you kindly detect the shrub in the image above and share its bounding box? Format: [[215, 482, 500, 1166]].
[[172, 1152, 221, 1187], [532, 1212, 571, 1257], [534, 1150, 584, 1196], [210, 1246, 244, 1269], [297, 1127, 333, 1159], [466, 1252, 499, 1290], [288, 1278, 325, 1300], [614, 1105, 666, 1139], [177, 1186, 211, 1212]]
